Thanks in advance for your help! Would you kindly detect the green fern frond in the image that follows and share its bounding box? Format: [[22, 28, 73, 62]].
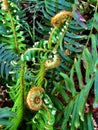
[[83, 34, 98, 108], [80, 112, 94, 130], [0, 107, 15, 127], [6, 61, 26, 130], [0, 0, 25, 53], [58, 62, 94, 130], [0, 43, 18, 79], [32, 94, 56, 130], [50, 35, 98, 129]]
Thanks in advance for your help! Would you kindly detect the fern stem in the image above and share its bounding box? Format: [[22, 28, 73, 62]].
[[34, 60, 46, 87], [48, 27, 58, 49], [8, 9, 19, 53], [24, 47, 50, 54], [20, 62, 26, 113]]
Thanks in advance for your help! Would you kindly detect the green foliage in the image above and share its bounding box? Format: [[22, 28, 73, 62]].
[[32, 94, 56, 130], [0, 0, 25, 53], [0, 107, 15, 126], [80, 112, 94, 130], [0, 0, 98, 130], [5, 61, 26, 130], [0, 43, 18, 79]]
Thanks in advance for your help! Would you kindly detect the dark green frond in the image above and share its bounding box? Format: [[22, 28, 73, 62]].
[[0, 43, 18, 79]]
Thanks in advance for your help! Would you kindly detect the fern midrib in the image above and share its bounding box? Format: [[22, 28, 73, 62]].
[[8, 9, 18, 53], [20, 62, 25, 112]]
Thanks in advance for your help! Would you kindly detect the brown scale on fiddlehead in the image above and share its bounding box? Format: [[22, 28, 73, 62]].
[[1, 0, 9, 11], [26, 86, 44, 111], [51, 10, 73, 27], [48, 10, 73, 49]]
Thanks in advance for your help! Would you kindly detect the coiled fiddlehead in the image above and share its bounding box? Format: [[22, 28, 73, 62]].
[[51, 10, 73, 27], [44, 10, 73, 69], [48, 10, 73, 49], [26, 86, 44, 111], [44, 52, 60, 69]]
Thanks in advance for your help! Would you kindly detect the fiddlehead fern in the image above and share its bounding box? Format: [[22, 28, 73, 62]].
[[50, 10, 73, 27], [48, 10, 73, 49], [32, 94, 56, 130], [26, 86, 44, 111], [24, 10, 73, 130], [44, 52, 60, 69]]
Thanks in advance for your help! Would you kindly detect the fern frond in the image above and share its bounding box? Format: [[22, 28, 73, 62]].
[[0, 107, 15, 127], [6, 61, 26, 130], [32, 94, 56, 130], [0, 43, 18, 79], [58, 61, 94, 130], [50, 35, 98, 129], [80, 112, 94, 130], [0, 0, 25, 53]]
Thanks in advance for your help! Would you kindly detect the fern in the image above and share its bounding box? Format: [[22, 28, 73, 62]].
[[0, 107, 15, 127], [0, 0, 25, 53], [32, 94, 56, 130], [19, 0, 87, 73], [50, 34, 98, 130], [0, 0, 98, 130], [80, 112, 94, 130], [5, 61, 26, 130], [0, 43, 18, 79]]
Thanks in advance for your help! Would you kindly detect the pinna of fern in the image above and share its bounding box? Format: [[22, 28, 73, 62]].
[[0, 0, 25, 54], [0, 107, 16, 128], [51, 58, 95, 130], [0, 43, 19, 80]]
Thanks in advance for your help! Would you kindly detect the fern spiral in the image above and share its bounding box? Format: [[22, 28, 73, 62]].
[[26, 86, 44, 111], [51, 10, 73, 27], [44, 52, 60, 69]]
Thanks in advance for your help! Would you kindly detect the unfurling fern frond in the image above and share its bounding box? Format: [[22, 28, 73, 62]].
[[26, 86, 44, 111], [0, 43, 18, 79], [6, 61, 26, 130], [32, 94, 56, 130], [0, 0, 25, 53]]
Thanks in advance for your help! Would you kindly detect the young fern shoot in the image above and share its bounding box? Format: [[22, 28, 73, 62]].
[[6, 61, 26, 130]]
